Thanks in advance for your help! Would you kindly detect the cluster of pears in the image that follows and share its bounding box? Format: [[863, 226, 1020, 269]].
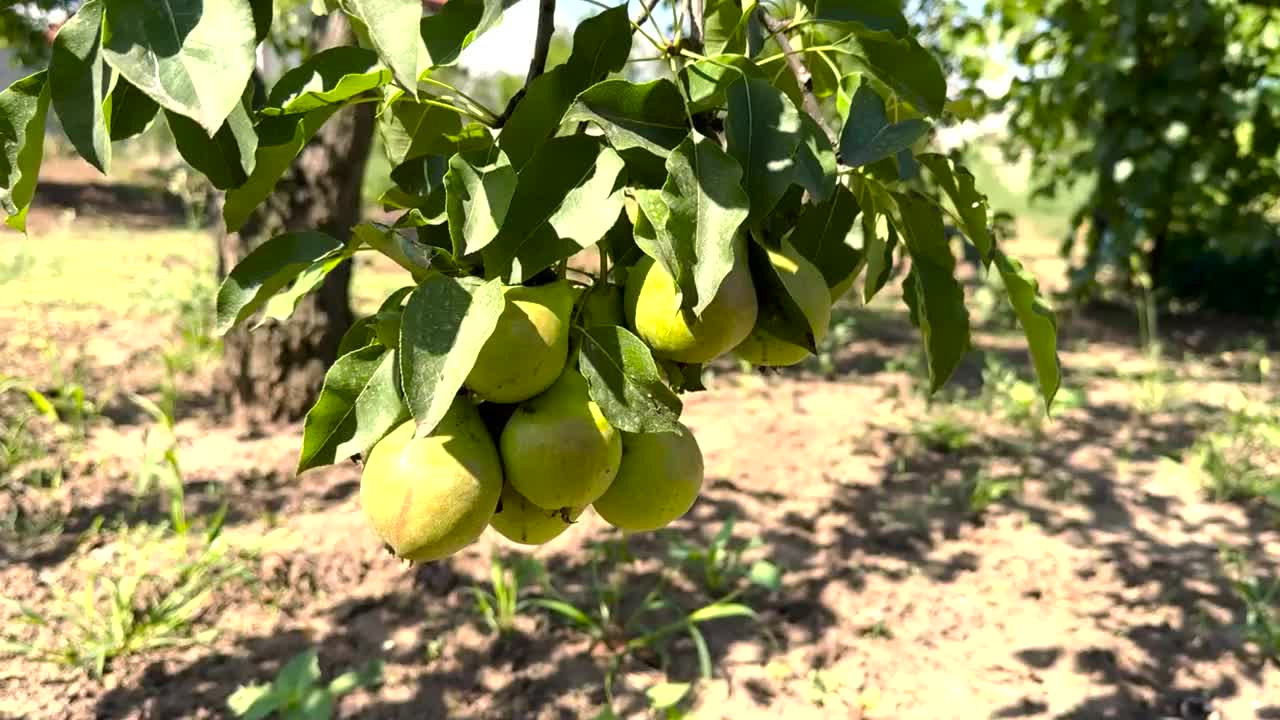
[[358, 233, 838, 563]]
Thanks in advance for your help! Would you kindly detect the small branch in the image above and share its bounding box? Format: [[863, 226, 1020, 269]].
[[759, 10, 834, 143], [494, 0, 558, 128], [636, 0, 662, 29], [687, 0, 704, 52]]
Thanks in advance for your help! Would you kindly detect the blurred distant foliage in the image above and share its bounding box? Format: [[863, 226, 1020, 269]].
[[938, 0, 1280, 315]]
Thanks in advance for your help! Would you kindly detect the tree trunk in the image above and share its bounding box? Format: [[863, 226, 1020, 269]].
[[214, 14, 376, 426]]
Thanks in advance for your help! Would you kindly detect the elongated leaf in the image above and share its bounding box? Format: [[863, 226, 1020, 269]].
[[790, 186, 862, 290], [840, 83, 929, 168], [683, 54, 763, 113], [703, 0, 756, 55], [577, 325, 681, 433], [994, 249, 1061, 408], [482, 135, 626, 282], [794, 113, 837, 203], [563, 79, 689, 156], [226, 685, 278, 720], [106, 77, 160, 141], [917, 153, 993, 262], [498, 5, 631, 169], [725, 75, 802, 223], [378, 89, 490, 167], [856, 34, 947, 117], [804, 0, 908, 36], [353, 223, 439, 280], [420, 0, 504, 67], [687, 602, 757, 623], [445, 146, 515, 256], [338, 0, 426, 97], [265, 46, 390, 115], [101, 0, 257, 133], [0, 72, 51, 233], [646, 682, 691, 711], [224, 107, 339, 232], [166, 97, 257, 190], [297, 345, 406, 472], [215, 231, 344, 334], [254, 253, 349, 329], [50, 0, 110, 173], [894, 192, 970, 392], [251, 0, 273, 43], [633, 132, 749, 316], [399, 275, 504, 438], [527, 598, 598, 630]]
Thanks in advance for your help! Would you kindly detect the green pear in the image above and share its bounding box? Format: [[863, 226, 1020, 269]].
[[624, 241, 758, 364], [735, 239, 832, 367], [499, 369, 622, 510], [593, 423, 704, 532], [360, 397, 503, 562], [490, 482, 582, 545], [466, 280, 574, 404]]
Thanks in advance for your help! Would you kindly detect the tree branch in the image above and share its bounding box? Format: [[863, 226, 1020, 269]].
[[687, 0, 704, 51], [759, 11, 834, 143], [494, 0, 557, 128], [636, 0, 662, 29]]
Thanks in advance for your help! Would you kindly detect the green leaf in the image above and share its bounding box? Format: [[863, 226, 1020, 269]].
[[337, 316, 379, 357], [917, 153, 993, 262], [683, 54, 762, 113], [856, 35, 947, 117], [789, 186, 862, 290], [255, 253, 349, 330], [527, 598, 597, 629], [687, 602, 757, 623], [894, 193, 970, 392], [274, 650, 322, 696], [563, 79, 690, 157], [49, 0, 110, 173], [224, 107, 340, 232], [632, 132, 749, 317], [445, 146, 515, 256], [749, 559, 782, 590], [993, 249, 1061, 408], [703, 0, 756, 55], [297, 344, 406, 473], [328, 660, 383, 697], [338, 0, 426, 97], [378, 89, 490, 167], [251, 0, 273, 44], [215, 231, 344, 334], [420, 0, 504, 68], [746, 237, 817, 353], [264, 46, 390, 116], [166, 95, 258, 190], [498, 4, 631, 169], [353, 223, 440, 280], [482, 135, 626, 283], [576, 325, 682, 434], [106, 77, 160, 141], [725, 75, 802, 224], [646, 682, 691, 711], [227, 684, 280, 720], [101, 0, 258, 133], [0, 71, 51, 233], [399, 275, 504, 438], [805, 0, 908, 36], [839, 83, 930, 168], [794, 113, 837, 203]]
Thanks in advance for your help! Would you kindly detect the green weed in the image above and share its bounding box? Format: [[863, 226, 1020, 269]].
[[0, 511, 252, 678], [131, 393, 189, 534], [666, 515, 782, 596], [1222, 548, 1280, 664], [465, 553, 544, 636], [910, 412, 975, 453], [967, 470, 1023, 514], [227, 649, 383, 720], [1191, 403, 1280, 507]]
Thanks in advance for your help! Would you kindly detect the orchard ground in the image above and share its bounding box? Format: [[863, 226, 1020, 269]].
[[2, 151, 1279, 719]]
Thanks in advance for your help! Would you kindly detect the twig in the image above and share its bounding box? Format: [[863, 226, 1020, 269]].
[[636, 0, 662, 29], [494, 0, 558, 127], [758, 10, 834, 143], [687, 0, 704, 51]]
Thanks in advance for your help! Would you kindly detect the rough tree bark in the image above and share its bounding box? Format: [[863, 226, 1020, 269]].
[[214, 13, 376, 425]]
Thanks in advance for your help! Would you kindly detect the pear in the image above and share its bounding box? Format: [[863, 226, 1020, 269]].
[[735, 239, 832, 367], [466, 280, 574, 404], [359, 397, 503, 562], [499, 369, 622, 509], [624, 241, 758, 364], [490, 482, 582, 545], [593, 423, 704, 532]]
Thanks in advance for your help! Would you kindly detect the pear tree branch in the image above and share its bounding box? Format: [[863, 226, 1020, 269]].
[[759, 10, 834, 143]]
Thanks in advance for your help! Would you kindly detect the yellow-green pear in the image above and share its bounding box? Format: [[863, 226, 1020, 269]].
[[360, 398, 503, 562], [581, 283, 626, 328], [735, 240, 832, 367], [490, 482, 582, 545], [624, 244, 758, 364], [499, 369, 622, 509], [466, 280, 574, 404], [593, 423, 704, 532]]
